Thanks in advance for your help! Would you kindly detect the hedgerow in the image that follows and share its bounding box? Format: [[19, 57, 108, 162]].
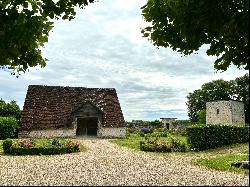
[[186, 124, 249, 151], [3, 138, 82, 155]]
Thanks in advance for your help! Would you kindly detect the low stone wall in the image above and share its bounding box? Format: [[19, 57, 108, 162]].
[[18, 129, 76, 138], [98, 127, 125, 138], [18, 127, 125, 138]]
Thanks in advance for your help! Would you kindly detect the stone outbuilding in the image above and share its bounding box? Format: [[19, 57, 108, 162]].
[[19, 85, 125, 138], [160, 118, 177, 129], [206, 100, 245, 125]]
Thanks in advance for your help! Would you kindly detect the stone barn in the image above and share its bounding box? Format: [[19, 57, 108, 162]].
[[19, 85, 125, 138], [160, 118, 177, 129], [206, 100, 245, 125]]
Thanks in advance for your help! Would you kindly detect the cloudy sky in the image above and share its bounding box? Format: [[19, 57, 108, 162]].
[[0, 0, 248, 121]]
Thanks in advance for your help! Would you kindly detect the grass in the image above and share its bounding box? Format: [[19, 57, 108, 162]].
[[111, 133, 188, 151], [112, 132, 249, 175], [111, 134, 144, 151], [194, 153, 249, 175], [190, 143, 249, 175]]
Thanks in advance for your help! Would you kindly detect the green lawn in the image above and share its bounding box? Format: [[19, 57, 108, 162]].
[[111, 133, 188, 151], [111, 133, 249, 175], [194, 153, 249, 175], [111, 134, 144, 151], [190, 143, 249, 175]]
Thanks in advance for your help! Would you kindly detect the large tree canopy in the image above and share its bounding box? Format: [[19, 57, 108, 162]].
[[186, 73, 249, 124], [141, 0, 249, 71], [0, 0, 95, 74]]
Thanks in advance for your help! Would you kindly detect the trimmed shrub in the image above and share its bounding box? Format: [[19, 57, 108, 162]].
[[170, 136, 187, 152], [0, 117, 18, 139], [140, 136, 187, 152], [140, 138, 172, 152], [3, 139, 81, 155], [152, 128, 169, 137], [51, 138, 64, 146], [186, 124, 249, 151], [169, 128, 187, 136], [2, 138, 13, 154]]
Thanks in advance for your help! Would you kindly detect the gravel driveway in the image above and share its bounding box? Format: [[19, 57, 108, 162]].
[[0, 138, 249, 186]]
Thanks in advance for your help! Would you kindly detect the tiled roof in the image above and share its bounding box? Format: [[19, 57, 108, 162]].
[[20, 85, 125, 130]]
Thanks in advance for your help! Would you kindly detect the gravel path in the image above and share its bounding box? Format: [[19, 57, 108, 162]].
[[0, 138, 249, 186]]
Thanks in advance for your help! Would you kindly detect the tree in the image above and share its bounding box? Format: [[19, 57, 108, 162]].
[[0, 99, 21, 122], [186, 74, 249, 124], [231, 74, 249, 124], [141, 0, 249, 71], [0, 0, 95, 74], [197, 109, 206, 124]]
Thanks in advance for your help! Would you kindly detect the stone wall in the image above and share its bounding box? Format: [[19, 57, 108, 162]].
[[18, 129, 76, 138], [97, 127, 125, 138], [231, 101, 245, 124], [206, 100, 245, 125], [160, 118, 177, 129], [18, 127, 125, 138]]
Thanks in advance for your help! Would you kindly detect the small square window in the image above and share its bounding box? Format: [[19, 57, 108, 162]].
[[216, 109, 220, 114]]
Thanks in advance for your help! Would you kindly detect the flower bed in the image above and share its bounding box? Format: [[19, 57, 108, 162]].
[[3, 138, 82, 155]]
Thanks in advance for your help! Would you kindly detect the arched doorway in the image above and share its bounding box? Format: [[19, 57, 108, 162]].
[[71, 101, 103, 137], [76, 117, 98, 136]]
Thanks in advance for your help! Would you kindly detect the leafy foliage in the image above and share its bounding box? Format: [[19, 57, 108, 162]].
[[141, 0, 249, 71], [197, 109, 206, 124], [0, 0, 95, 74], [0, 117, 18, 139], [0, 99, 21, 122], [140, 135, 187, 152], [3, 138, 82, 155], [186, 74, 249, 123], [2, 138, 13, 154], [186, 124, 249, 151]]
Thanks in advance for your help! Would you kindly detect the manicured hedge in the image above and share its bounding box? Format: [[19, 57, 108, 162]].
[[186, 124, 249, 151], [3, 138, 81, 155], [0, 117, 18, 139], [140, 136, 187, 152]]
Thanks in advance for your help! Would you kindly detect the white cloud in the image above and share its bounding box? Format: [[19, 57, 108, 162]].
[[0, 0, 248, 121]]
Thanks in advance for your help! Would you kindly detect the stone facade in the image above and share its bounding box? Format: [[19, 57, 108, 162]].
[[160, 118, 177, 129], [20, 85, 125, 138], [206, 100, 245, 125], [18, 129, 76, 138], [98, 127, 125, 138], [18, 127, 126, 138]]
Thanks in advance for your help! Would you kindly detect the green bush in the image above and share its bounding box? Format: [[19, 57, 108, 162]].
[[140, 137, 172, 152], [3, 139, 81, 155], [186, 124, 249, 151], [197, 109, 206, 124], [170, 136, 187, 152], [140, 136, 187, 153], [0, 117, 18, 139], [51, 138, 63, 146], [2, 138, 13, 154], [169, 128, 187, 136]]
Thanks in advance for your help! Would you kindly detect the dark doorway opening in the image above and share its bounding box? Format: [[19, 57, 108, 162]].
[[76, 117, 98, 136], [166, 123, 170, 130]]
